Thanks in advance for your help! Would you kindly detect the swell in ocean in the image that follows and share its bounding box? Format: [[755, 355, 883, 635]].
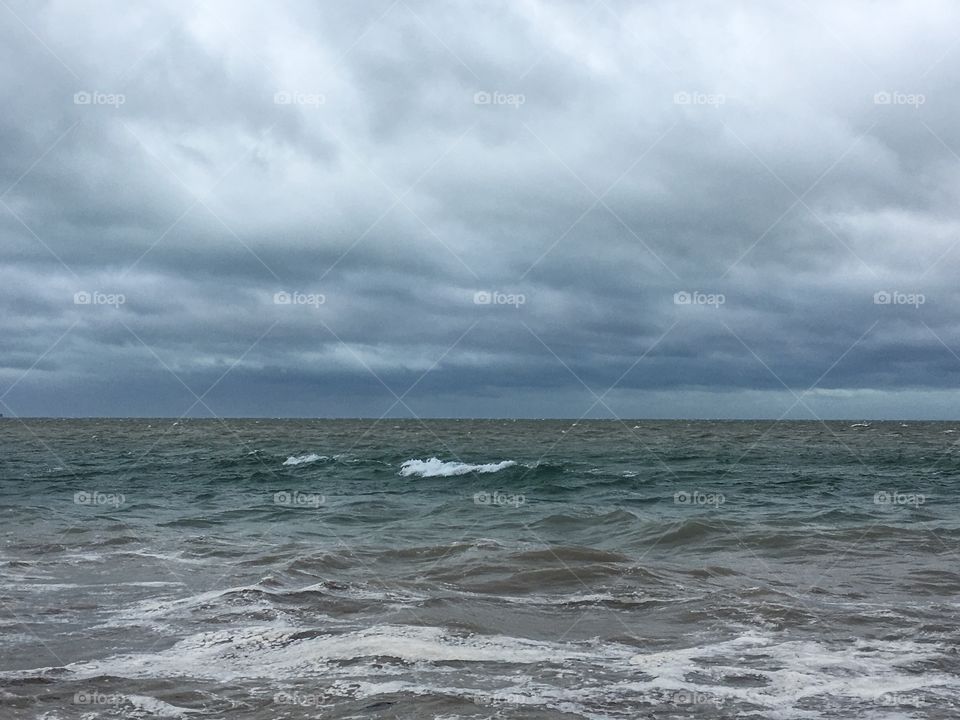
[[1, 419, 958, 718]]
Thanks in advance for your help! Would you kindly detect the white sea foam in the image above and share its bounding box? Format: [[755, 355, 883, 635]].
[[399, 458, 516, 477], [109, 581, 430, 627], [124, 695, 197, 717], [8, 625, 957, 720], [1, 581, 183, 592], [24, 625, 595, 683], [123, 550, 208, 565], [283, 453, 328, 466], [628, 632, 954, 716]]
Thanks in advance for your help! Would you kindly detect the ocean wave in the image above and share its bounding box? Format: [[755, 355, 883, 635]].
[[111, 581, 428, 624], [12, 626, 957, 720], [627, 632, 954, 714], [399, 458, 517, 477], [123, 695, 196, 718], [23, 624, 601, 682], [283, 453, 329, 466]]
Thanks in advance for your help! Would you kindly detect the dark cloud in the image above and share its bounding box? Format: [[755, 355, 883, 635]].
[[3, 0, 960, 419]]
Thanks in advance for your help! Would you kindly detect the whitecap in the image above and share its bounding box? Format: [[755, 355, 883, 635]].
[[124, 695, 197, 717], [399, 458, 516, 477], [19, 625, 596, 682], [628, 632, 954, 714], [6, 627, 958, 718], [283, 453, 328, 466]]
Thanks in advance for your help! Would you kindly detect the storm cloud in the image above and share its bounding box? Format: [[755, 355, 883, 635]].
[[3, 0, 960, 418]]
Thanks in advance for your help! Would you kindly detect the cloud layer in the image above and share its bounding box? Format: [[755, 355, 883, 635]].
[[3, 0, 960, 418]]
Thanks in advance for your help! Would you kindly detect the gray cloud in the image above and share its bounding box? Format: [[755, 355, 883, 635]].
[[3, 0, 960, 419]]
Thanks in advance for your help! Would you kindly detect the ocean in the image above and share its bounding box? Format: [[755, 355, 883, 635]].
[[1, 419, 958, 719]]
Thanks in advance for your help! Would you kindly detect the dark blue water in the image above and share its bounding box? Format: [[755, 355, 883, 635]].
[[1, 419, 959, 718]]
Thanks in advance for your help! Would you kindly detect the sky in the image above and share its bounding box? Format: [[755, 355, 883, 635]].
[[2, 0, 960, 419]]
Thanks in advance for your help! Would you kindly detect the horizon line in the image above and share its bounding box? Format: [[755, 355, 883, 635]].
[[2, 416, 956, 422]]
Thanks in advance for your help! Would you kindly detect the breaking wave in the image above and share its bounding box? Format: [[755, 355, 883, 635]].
[[283, 453, 328, 466], [399, 458, 517, 477]]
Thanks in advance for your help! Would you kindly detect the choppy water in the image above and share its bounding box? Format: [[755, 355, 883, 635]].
[[1, 419, 959, 719]]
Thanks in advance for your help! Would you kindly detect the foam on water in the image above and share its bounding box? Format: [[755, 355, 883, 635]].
[[628, 632, 955, 716], [20, 625, 600, 683], [399, 458, 516, 477], [11, 622, 955, 720], [6, 419, 960, 718], [283, 453, 328, 466], [110, 582, 428, 624], [124, 695, 198, 717]]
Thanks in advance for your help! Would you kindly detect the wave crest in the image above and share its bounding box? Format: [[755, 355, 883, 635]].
[[399, 458, 516, 478], [283, 453, 328, 466]]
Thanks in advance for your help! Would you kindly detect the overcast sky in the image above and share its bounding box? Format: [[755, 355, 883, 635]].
[[2, 0, 960, 419]]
